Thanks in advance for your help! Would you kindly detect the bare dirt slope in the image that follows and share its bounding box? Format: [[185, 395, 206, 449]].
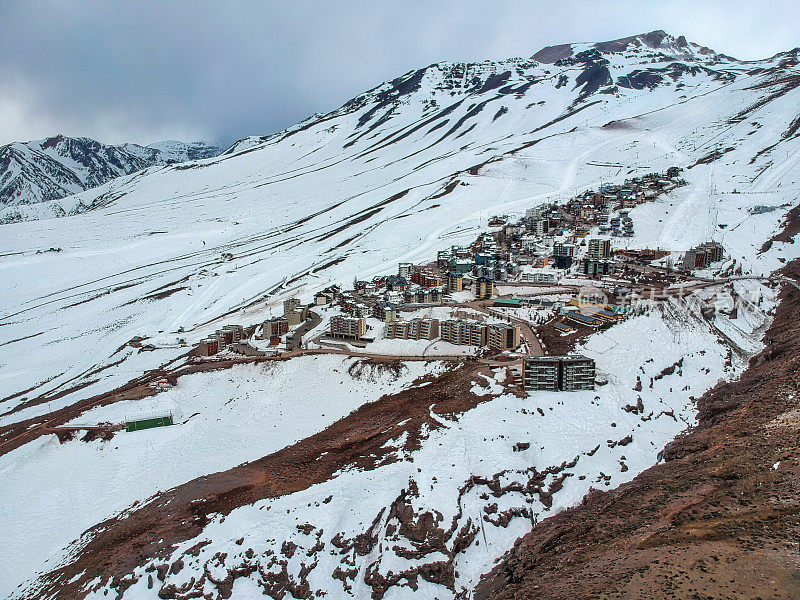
[[475, 259, 800, 600]]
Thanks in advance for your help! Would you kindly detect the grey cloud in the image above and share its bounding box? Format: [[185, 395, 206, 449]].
[[0, 0, 796, 147]]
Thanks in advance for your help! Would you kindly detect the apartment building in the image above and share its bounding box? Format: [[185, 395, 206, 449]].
[[560, 355, 596, 390], [405, 288, 443, 303], [411, 271, 442, 288], [522, 356, 560, 391], [553, 242, 575, 257], [523, 355, 595, 391], [263, 317, 288, 337], [223, 324, 243, 342], [475, 276, 494, 299], [283, 298, 301, 315], [384, 318, 439, 340], [440, 319, 488, 346], [198, 338, 219, 356], [315, 291, 333, 305], [374, 301, 397, 322], [398, 262, 414, 279], [487, 322, 521, 350], [587, 238, 611, 259], [284, 298, 304, 326], [520, 270, 559, 284], [580, 258, 614, 278], [682, 241, 724, 270], [215, 324, 243, 347], [446, 271, 464, 292], [329, 315, 367, 340]]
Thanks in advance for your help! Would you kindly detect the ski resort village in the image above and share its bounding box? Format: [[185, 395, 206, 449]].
[[186, 167, 705, 394], [1, 27, 799, 600]]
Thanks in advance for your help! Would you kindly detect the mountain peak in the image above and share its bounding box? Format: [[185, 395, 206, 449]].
[[531, 30, 723, 64]]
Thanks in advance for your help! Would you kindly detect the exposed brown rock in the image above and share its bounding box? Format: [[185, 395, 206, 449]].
[[474, 259, 800, 600]]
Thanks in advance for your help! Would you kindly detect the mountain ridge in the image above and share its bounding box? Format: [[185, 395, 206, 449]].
[[0, 134, 222, 208]]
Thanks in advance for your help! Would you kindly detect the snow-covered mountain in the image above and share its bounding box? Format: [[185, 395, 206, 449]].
[[1, 30, 800, 600], [0, 135, 222, 208]]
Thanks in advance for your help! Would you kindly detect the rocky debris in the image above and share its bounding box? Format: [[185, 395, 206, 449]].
[[654, 357, 683, 381], [623, 396, 645, 414]]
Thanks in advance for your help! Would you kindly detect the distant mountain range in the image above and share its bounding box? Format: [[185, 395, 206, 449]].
[[0, 135, 223, 207]]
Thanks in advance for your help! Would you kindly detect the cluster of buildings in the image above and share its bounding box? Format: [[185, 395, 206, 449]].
[[566, 168, 683, 224], [495, 168, 686, 282], [192, 169, 693, 360], [437, 236, 511, 290], [682, 241, 724, 271], [522, 355, 596, 391], [383, 316, 521, 350], [260, 298, 308, 343], [197, 324, 245, 356], [304, 255, 524, 351]]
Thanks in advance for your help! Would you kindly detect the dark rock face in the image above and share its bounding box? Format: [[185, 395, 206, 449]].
[[533, 30, 725, 64], [531, 43, 574, 64]]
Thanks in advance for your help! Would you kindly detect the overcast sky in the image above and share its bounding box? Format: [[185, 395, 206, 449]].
[[0, 1, 797, 148]]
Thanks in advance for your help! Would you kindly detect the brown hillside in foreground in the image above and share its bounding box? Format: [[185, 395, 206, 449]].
[[475, 259, 800, 600]]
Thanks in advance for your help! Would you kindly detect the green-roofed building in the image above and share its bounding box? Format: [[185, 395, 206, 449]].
[[493, 298, 522, 308]]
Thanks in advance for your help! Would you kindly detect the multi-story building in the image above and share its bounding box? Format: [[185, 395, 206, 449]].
[[284, 298, 304, 326], [560, 355, 596, 390], [404, 288, 443, 304], [580, 258, 614, 278], [587, 238, 611, 259], [475, 276, 494, 299], [553, 255, 573, 270], [283, 298, 301, 315], [215, 324, 243, 346], [523, 356, 560, 391], [222, 324, 244, 342], [487, 323, 521, 350], [384, 318, 439, 340], [386, 275, 409, 291], [374, 301, 397, 322], [411, 271, 442, 288], [452, 259, 474, 274], [329, 315, 367, 340], [446, 271, 464, 292], [523, 355, 596, 391], [699, 241, 724, 263], [398, 262, 414, 279], [215, 329, 232, 346], [553, 242, 575, 257], [314, 291, 332, 305], [683, 241, 724, 270], [198, 338, 219, 356], [350, 303, 372, 319], [520, 270, 559, 284], [263, 317, 288, 337], [440, 319, 488, 346]]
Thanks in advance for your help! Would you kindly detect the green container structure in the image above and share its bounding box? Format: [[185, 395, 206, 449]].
[[126, 414, 173, 432], [493, 298, 522, 308]]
